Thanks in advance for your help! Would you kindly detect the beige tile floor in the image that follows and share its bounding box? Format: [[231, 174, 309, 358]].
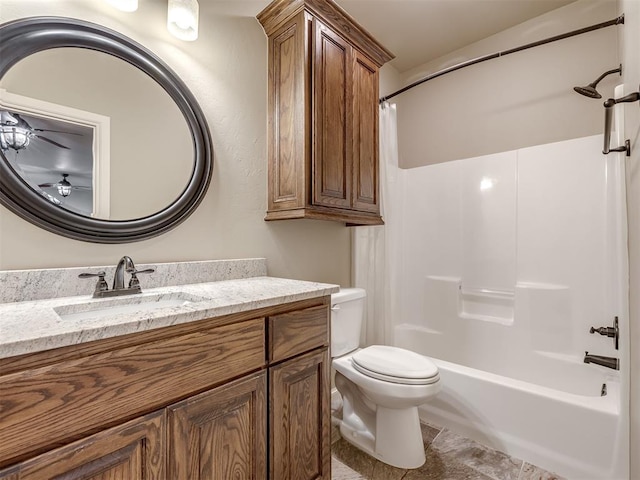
[[331, 420, 566, 480]]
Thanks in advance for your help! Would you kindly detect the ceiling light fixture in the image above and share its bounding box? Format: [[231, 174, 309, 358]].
[[167, 0, 199, 41], [0, 125, 31, 151], [39, 174, 91, 198], [56, 174, 73, 197], [105, 0, 138, 12]]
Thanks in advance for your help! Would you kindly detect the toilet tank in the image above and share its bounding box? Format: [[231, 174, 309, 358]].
[[330, 288, 366, 358]]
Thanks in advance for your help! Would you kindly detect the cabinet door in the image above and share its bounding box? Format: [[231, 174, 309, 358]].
[[270, 349, 330, 480], [0, 411, 165, 480], [267, 12, 309, 212], [351, 50, 380, 213], [168, 372, 267, 480], [312, 19, 352, 209]]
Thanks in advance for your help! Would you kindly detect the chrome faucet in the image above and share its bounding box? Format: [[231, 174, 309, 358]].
[[113, 255, 136, 291], [584, 352, 619, 370], [79, 256, 155, 298]]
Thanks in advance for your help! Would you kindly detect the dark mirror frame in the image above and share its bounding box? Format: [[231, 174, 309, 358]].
[[0, 17, 213, 243]]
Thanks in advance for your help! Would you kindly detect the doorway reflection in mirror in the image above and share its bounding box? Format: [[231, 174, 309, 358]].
[[0, 87, 110, 218]]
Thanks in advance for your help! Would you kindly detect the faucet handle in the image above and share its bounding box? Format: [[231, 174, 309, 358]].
[[132, 268, 155, 275], [589, 316, 619, 350], [128, 268, 155, 288], [79, 271, 108, 296]]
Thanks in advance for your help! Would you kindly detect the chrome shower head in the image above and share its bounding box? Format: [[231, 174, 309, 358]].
[[574, 64, 622, 99]]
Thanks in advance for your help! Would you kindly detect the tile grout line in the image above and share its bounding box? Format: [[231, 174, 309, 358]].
[[427, 424, 445, 450]]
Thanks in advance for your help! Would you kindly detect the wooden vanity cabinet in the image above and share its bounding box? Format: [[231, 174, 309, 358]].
[[270, 350, 330, 480], [268, 304, 331, 480], [168, 372, 268, 480], [0, 411, 166, 480], [0, 297, 330, 480], [258, 0, 394, 226]]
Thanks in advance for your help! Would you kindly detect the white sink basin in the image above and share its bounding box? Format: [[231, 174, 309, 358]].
[[54, 291, 208, 321]]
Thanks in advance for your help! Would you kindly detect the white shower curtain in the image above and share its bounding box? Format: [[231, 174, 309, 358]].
[[352, 102, 399, 346]]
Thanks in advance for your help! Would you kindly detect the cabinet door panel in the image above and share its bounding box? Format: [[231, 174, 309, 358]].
[[270, 349, 330, 480], [0, 411, 165, 480], [313, 20, 352, 209], [268, 13, 308, 211], [168, 372, 267, 480], [352, 51, 379, 213]]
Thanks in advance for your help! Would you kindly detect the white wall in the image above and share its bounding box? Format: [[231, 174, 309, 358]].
[[379, 63, 403, 99], [0, 0, 351, 286], [620, 0, 640, 477], [395, 0, 620, 167]]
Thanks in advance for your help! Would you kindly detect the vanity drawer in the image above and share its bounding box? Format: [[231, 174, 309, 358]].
[[0, 317, 265, 468], [268, 304, 329, 363]]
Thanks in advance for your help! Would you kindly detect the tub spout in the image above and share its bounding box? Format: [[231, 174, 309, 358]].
[[584, 351, 619, 370]]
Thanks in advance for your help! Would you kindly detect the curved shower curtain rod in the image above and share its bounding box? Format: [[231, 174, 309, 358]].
[[379, 15, 625, 104]]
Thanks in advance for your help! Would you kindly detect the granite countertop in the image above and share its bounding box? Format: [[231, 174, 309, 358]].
[[0, 259, 339, 359]]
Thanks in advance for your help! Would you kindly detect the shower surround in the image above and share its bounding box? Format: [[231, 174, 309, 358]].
[[390, 135, 628, 479]]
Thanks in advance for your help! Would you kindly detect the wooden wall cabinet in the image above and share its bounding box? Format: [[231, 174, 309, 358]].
[[0, 297, 330, 480], [258, 0, 394, 226]]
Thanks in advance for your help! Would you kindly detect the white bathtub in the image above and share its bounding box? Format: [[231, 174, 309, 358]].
[[396, 327, 627, 479]]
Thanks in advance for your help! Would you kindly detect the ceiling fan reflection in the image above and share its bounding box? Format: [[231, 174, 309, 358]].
[[39, 173, 91, 198], [0, 110, 82, 151]]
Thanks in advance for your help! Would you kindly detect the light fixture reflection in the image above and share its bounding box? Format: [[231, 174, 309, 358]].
[[0, 126, 31, 151], [40, 190, 62, 205], [106, 0, 138, 12], [480, 177, 495, 191], [57, 174, 72, 197], [168, 0, 199, 41]]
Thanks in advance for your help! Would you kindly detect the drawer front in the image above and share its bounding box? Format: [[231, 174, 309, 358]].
[[269, 304, 329, 363], [0, 318, 265, 468]]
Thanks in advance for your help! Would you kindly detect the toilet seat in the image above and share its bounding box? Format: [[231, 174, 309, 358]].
[[351, 345, 440, 385]]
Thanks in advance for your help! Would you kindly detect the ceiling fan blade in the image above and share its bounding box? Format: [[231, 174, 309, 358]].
[[33, 128, 83, 136], [38, 182, 57, 188], [34, 135, 70, 149], [12, 164, 52, 173], [71, 185, 91, 190]]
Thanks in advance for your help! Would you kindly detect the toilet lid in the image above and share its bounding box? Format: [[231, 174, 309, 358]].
[[351, 345, 440, 385]]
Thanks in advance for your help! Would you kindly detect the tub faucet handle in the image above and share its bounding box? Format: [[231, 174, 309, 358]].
[[589, 316, 619, 350], [589, 326, 614, 335]]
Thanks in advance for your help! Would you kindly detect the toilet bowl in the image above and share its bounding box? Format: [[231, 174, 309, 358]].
[[331, 288, 441, 469]]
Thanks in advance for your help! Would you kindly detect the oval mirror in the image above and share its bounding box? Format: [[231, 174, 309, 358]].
[[0, 17, 213, 243]]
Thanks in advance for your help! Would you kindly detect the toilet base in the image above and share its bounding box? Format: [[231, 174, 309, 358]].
[[339, 405, 426, 469]]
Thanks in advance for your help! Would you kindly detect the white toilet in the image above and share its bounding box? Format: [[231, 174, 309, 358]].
[[331, 288, 441, 469]]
